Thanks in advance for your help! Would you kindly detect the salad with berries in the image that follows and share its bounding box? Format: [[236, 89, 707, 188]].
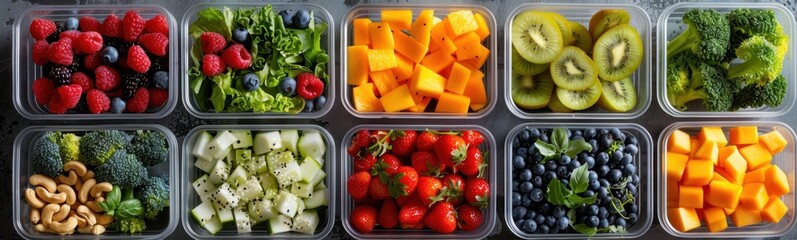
[[187, 6, 329, 114]]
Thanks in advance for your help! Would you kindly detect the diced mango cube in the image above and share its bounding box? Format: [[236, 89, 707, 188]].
[[380, 85, 416, 112], [444, 10, 479, 37], [381, 10, 412, 30], [410, 65, 447, 98], [473, 13, 490, 41], [761, 197, 788, 223], [392, 54, 415, 82], [739, 144, 773, 170], [667, 152, 690, 182], [667, 180, 680, 207], [347, 45, 371, 86], [730, 126, 759, 145], [716, 168, 744, 185], [369, 70, 399, 96], [352, 83, 383, 112], [679, 185, 704, 209], [429, 19, 450, 52], [421, 50, 456, 73], [438, 37, 458, 55], [703, 207, 728, 232], [740, 183, 769, 210], [759, 130, 788, 154], [367, 49, 398, 71], [467, 43, 490, 69], [745, 164, 772, 183], [695, 141, 719, 165], [706, 180, 743, 209], [463, 70, 486, 111], [731, 208, 762, 227], [718, 145, 738, 168], [407, 97, 431, 112], [394, 31, 428, 63], [682, 159, 713, 186], [720, 149, 748, 183], [453, 32, 481, 61], [369, 22, 395, 49], [411, 10, 435, 47], [699, 127, 728, 147], [445, 62, 471, 95], [668, 130, 692, 154], [353, 18, 373, 46], [435, 92, 470, 114], [668, 208, 701, 232], [764, 165, 790, 196]]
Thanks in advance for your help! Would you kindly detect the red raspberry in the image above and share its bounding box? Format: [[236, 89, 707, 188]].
[[202, 54, 226, 77], [70, 72, 94, 93], [200, 32, 226, 54], [144, 15, 169, 36], [76, 31, 103, 54], [32, 40, 50, 65], [296, 73, 324, 100], [59, 30, 81, 42], [126, 87, 149, 113], [102, 14, 122, 38], [47, 38, 73, 66], [86, 89, 110, 114], [84, 52, 101, 70], [30, 19, 56, 40], [127, 45, 151, 73], [94, 65, 121, 91], [148, 87, 168, 107], [79, 16, 101, 32], [122, 11, 145, 42], [32, 77, 55, 104], [48, 91, 67, 114], [57, 84, 82, 109], [222, 44, 252, 70], [138, 33, 168, 57]]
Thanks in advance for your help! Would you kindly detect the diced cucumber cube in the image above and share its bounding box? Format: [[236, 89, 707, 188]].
[[292, 210, 319, 234], [194, 158, 217, 173], [258, 172, 279, 200], [267, 151, 301, 187], [212, 182, 240, 208], [309, 169, 327, 187], [267, 215, 293, 235], [203, 215, 223, 235], [237, 176, 264, 203], [227, 166, 249, 187], [299, 157, 321, 183], [298, 131, 326, 166], [235, 149, 252, 166], [274, 190, 300, 218], [313, 181, 326, 191], [248, 198, 276, 225], [191, 131, 214, 161], [233, 205, 252, 233], [231, 130, 253, 149], [291, 181, 313, 199], [206, 131, 237, 159], [208, 159, 229, 186], [297, 197, 305, 215], [192, 174, 218, 202], [224, 149, 236, 167], [254, 131, 282, 155], [212, 201, 234, 224], [280, 129, 299, 154], [244, 155, 268, 175], [304, 188, 328, 209], [191, 201, 216, 226]]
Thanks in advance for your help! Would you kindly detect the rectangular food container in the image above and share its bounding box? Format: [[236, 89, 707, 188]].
[[657, 2, 796, 118], [12, 5, 179, 120], [181, 124, 336, 239], [657, 121, 797, 238], [12, 125, 179, 239], [504, 4, 651, 120], [181, 3, 335, 119], [504, 123, 653, 239], [340, 5, 498, 119], [340, 124, 497, 239]]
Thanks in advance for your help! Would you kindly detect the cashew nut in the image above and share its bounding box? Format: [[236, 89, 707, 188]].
[[76, 205, 96, 226], [30, 208, 41, 224], [77, 225, 93, 234], [52, 204, 71, 222], [79, 179, 96, 204], [63, 161, 87, 177], [85, 200, 103, 213], [81, 170, 94, 181], [34, 223, 51, 233], [89, 182, 112, 198], [49, 216, 78, 235], [74, 177, 83, 192], [41, 203, 59, 228], [56, 184, 77, 206], [56, 171, 78, 186], [29, 174, 56, 193], [25, 188, 46, 209], [91, 224, 106, 235], [35, 186, 67, 204], [96, 214, 113, 225]]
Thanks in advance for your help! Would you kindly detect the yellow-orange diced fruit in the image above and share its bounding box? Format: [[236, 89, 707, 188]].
[[739, 144, 773, 170], [429, 19, 450, 52], [370, 70, 399, 96], [380, 85, 416, 112], [712, 172, 729, 182], [668, 208, 701, 232], [353, 18, 372, 46], [716, 168, 744, 185], [473, 13, 490, 41], [695, 141, 720, 165], [718, 145, 738, 168], [407, 97, 431, 112], [703, 207, 729, 232], [731, 208, 762, 227], [721, 150, 748, 183], [393, 54, 415, 82], [421, 50, 456, 73], [682, 160, 714, 186], [411, 10, 435, 47], [759, 130, 788, 154], [761, 197, 788, 223], [444, 10, 479, 37], [394, 31, 428, 63], [679, 185, 704, 209], [435, 92, 470, 114], [706, 180, 743, 209], [352, 83, 384, 112], [740, 183, 769, 210], [381, 10, 412, 30], [667, 180, 680, 207], [410, 65, 447, 98], [453, 32, 481, 61], [745, 164, 772, 183], [347, 45, 370, 86], [369, 22, 395, 49], [445, 62, 471, 95], [463, 70, 486, 111], [667, 152, 690, 182], [764, 165, 790, 196], [438, 37, 458, 55], [668, 130, 692, 154], [699, 127, 728, 147], [467, 44, 490, 68], [366, 49, 398, 72], [730, 126, 759, 145]]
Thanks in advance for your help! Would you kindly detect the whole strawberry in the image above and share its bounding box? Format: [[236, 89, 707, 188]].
[[439, 173, 465, 205], [459, 147, 484, 177], [457, 204, 484, 231], [424, 202, 457, 234], [411, 151, 445, 176], [296, 72, 324, 100], [377, 199, 398, 229], [434, 135, 468, 169], [353, 153, 377, 173], [390, 130, 417, 157], [461, 130, 485, 146], [347, 171, 371, 201], [350, 205, 377, 234], [368, 176, 391, 200], [464, 177, 490, 209], [416, 176, 443, 206], [396, 166, 419, 196], [398, 195, 428, 229], [416, 131, 440, 152], [373, 153, 400, 176]]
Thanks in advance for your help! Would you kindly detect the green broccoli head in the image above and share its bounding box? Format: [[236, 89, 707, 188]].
[[32, 131, 63, 178], [727, 9, 779, 39], [731, 74, 787, 111], [136, 175, 170, 220], [80, 130, 129, 166], [128, 130, 169, 167], [667, 52, 699, 96], [110, 217, 147, 234], [727, 35, 779, 86], [668, 62, 737, 111], [95, 150, 148, 189], [667, 9, 730, 62], [58, 133, 81, 163]]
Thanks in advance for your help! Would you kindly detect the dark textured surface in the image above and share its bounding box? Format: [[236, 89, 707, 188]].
[[1, 0, 795, 239]]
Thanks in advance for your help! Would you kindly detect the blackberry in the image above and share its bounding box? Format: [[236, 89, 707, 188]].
[[46, 21, 64, 43], [69, 55, 84, 73], [74, 94, 89, 113], [48, 64, 73, 86], [123, 72, 149, 99], [104, 37, 134, 57]]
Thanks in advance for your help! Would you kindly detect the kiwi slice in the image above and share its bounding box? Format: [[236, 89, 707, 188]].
[[512, 11, 564, 64], [550, 46, 598, 90], [592, 24, 643, 82], [512, 72, 554, 110], [512, 46, 549, 76], [589, 9, 630, 40], [556, 80, 603, 111], [568, 21, 593, 53], [544, 12, 573, 46], [548, 90, 574, 113], [597, 77, 637, 112]]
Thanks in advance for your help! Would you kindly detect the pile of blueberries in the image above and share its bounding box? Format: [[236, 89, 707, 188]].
[[510, 128, 642, 234]]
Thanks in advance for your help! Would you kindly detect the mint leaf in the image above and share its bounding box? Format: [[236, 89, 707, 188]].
[[565, 194, 597, 207], [567, 208, 577, 225], [535, 140, 559, 158], [551, 128, 569, 149], [569, 164, 590, 193], [545, 180, 571, 206], [574, 223, 598, 236], [564, 140, 592, 158]]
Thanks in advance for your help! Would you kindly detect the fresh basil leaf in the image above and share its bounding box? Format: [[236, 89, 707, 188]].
[[566, 194, 597, 208], [551, 128, 569, 149], [574, 223, 598, 236], [535, 140, 559, 158], [545, 180, 571, 206], [115, 199, 144, 219], [564, 140, 593, 158], [567, 208, 577, 225], [569, 164, 590, 193]]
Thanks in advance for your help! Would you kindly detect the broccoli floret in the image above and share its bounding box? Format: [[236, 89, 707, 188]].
[[127, 130, 168, 167], [727, 9, 779, 40], [668, 62, 738, 111], [32, 131, 63, 178], [95, 150, 148, 188], [667, 52, 699, 96], [136, 175, 169, 220], [726, 36, 779, 86], [730, 74, 787, 111], [80, 130, 129, 166], [110, 217, 147, 234], [667, 9, 730, 62], [58, 133, 81, 163]]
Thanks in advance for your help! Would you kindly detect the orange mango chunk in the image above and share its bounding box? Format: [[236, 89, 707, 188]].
[[445, 62, 471, 95], [393, 53, 414, 82], [410, 10, 435, 47], [353, 18, 373, 46], [689, 137, 700, 159], [730, 126, 759, 145], [421, 50, 456, 73], [739, 143, 773, 170], [467, 43, 490, 69], [473, 13, 490, 41], [435, 92, 470, 114], [761, 197, 788, 223], [740, 183, 769, 210], [764, 165, 790, 196], [679, 185, 704, 209], [381, 10, 412, 30], [704, 207, 729, 232], [463, 70, 486, 111], [716, 168, 744, 185], [410, 65, 447, 98], [720, 148, 748, 182], [453, 32, 481, 61], [682, 160, 714, 186], [429, 19, 450, 52], [718, 145, 738, 168], [759, 130, 788, 154], [366, 49, 398, 71], [668, 130, 692, 154], [745, 164, 771, 183], [712, 172, 729, 182], [731, 208, 762, 227], [407, 97, 431, 112], [706, 180, 743, 209], [347, 45, 370, 86], [444, 10, 479, 37], [380, 85, 416, 112], [352, 83, 384, 112], [667, 152, 690, 182], [437, 37, 458, 55], [668, 208, 701, 232], [667, 180, 680, 207], [394, 31, 428, 63], [369, 70, 400, 97], [699, 126, 728, 147], [369, 22, 395, 49], [695, 141, 719, 165]]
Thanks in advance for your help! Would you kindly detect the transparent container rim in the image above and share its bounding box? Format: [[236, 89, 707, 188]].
[[12, 124, 180, 240], [12, 4, 179, 120], [180, 124, 337, 239], [503, 122, 654, 239], [180, 2, 336, 119], [655, 2, 797, 118], [339, 124, 497, 239], [339, 4, 498, 119], [503, 3, 652, 120]]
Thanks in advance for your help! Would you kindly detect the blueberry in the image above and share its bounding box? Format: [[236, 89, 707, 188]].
[[519, 129, 530, 141], [519, 169, 532, 181], [242, 73, 260, 91], [545, 161, 558, 171], [545, 215, 556, 227], [515, 219, 525, 229], [588, 171, 599, 181], [278, 77, 297, 96], [314, 95, 327, 110], [568, 160, 581, 171], [65, 17, 79, 30], [589, 180, 600, 191], [153, 71, 169, 89], [628, 203, 639, 214], [583, 190, 595, 198], [520, 182, 533, 193], [522, 219, 537, 233], [534, 214, 545, 224], [232, 27, 249, 43], [599, 179, 610, 188], [516, 147, 528, 157], [598, 165, 610, 176], [625, 144, 639, 155], [598, 206, 609, 218], [101, 46, 118, 64], [539, 133, 549, 142], [588, 139, 599, 153], [513, 206, 528, 219], [611, 128, 623, 139], [608, 169, 623, 183], [628, 213, 639, 224], [627, 183, 638, 196], [573, 130, 583, 137], [560, 179, 569, 186], [615, 218, 627, 228], [616, 144, 625, 154], [513, 155, 525, 169], [559, 155, 571, 165], [598, 187, 609, 200], [556, 166, 569, 179], [525, 210, 537, 220], [512, 137, 519, 148], [512, 192, 522, 206], [556, 217, 569, 230], [530, 188, 543, 202], [532, 176, 543, 187], [584, 156, 595, 169], [529, 128, 541, 139], [610, 150, 623, 162], [293, 9, 311, 29], [596, 152, 609, 165], [624, 164, 637, 176], [521, 194, 532, 207], [586, 205, 599, 216], [532, 164, 545, 176], [278, 9, 297, 27], [587, 216, 600, 227], [538, 224, 550, 234], [625, 135, 638, 145], [111, 97, 125, 113], [539, 202, 552, 213], [600, 134, 614, 148], [303, 99, 314, 112], [598, 218, 610, 228], [608, 214, 616, 224], [621, 153, 633, 165], [543, 171, 557, 183], [571, 135, 585, 141], [552, 206, 566, 218], [583, 128, 596, 139]]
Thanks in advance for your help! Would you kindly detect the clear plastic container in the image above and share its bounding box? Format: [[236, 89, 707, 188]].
[[181, 124, 336, 239], [12, 5, 179, 120], [12, 125, 179, 239], [504, 4, 652, 119], [656, 2, 796, 118], [657, 121, 797, 238], [340, 124, 497, 239], [340, 5, 498, 119], [504, 123, 654, 239], [180, 3, 335, 119]]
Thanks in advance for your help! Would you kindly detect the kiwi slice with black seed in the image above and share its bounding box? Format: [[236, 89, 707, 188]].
[[548, 90, 574, 113], [512, 72, 554, 110], [550, 46, 598, 90], [592, 24, 643, 82], [589, 9, 630, 40], [597, 77, 637, 112], [512, 11, 564, 64], [512, 46, 549, 76], [568, 21, 593, 53], [544, 12, 573, 46], [556, 79, 603, 111]]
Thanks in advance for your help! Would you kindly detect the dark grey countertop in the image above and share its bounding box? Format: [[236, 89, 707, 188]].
[[1, 0, 795, 239]]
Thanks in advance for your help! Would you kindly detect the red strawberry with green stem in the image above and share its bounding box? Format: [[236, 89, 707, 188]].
[[416, 176, 443, 206], [398, 195, 428, 229], [434, 134, 468, 169], [411, 151, 445, 177], [416, 131, 440, 152], [464, 177, 490, 209], [457, 204, 484, 231], [377, 199, 399, 229], [368, 176, 392, 200], [424, 202, 457, 234], [395, 166, 419, 197], [459, 147, 486, 177], [461, 130, 485, 147], [390, 130, 417, 157], [353, 153, 377, 173], [372, 153, 400, 176], [347, 171, 371, 201], [350, 205, 377, 234], [439, 173, 465, 205]]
